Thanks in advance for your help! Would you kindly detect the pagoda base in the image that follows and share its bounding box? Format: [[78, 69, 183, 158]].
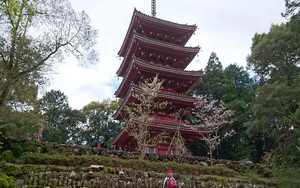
[[112, 121, 207, 156]]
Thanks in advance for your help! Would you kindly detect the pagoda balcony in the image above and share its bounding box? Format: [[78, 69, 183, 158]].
[[114, 85, 199, 119], [118, 9, 197, 57], [115, 57, 202, 98], [117, 34, 200, 77]]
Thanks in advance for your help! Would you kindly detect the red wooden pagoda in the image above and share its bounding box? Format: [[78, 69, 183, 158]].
[[113, 9, 203, 155]]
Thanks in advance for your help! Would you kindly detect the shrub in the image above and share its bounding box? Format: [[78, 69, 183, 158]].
[[0, 173, 16, 188], [0, 151, 15, 162]]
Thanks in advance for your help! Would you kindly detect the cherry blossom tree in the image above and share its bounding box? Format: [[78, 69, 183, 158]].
[[192, 96, 234, 164], [124, 75, 167, 159]]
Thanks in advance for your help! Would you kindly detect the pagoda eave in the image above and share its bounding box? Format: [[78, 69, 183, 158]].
[[117, 34, 200, 77], [114, 85, 199, 120], [112, 120, 211, 147], [118, 9, 197, 57], [115, 58, 202, 98]]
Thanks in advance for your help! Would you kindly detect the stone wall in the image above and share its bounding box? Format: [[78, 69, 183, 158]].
[[17, 172, 269, 188]]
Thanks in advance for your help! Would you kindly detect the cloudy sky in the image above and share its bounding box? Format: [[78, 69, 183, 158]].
[[44, 0, 285, 109]]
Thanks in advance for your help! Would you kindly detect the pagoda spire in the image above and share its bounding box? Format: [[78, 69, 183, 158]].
[[151, 0, 157, 17]]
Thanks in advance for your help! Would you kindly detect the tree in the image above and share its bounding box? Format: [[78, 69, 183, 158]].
[[0, 0, 97, 108], [191, 53, 257, 160], [247, 16, 300, 164], [124, 75, 166, 158], [62, 108, 85, 145], [81, 100, 122, 148], [248, 24, 300, 85], [193, 52, 225, 100], [39, 90, 84, 144], [0, 107, 41, 140], [218, 65, 257, 160], [192, 96, 234, 164], [283, 0, 300, 17]]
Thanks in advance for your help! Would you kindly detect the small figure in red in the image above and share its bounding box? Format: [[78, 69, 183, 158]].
[[163, 168, 177, 188]]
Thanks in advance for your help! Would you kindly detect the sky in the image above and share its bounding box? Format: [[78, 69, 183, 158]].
[[44, 0, 286, 109]]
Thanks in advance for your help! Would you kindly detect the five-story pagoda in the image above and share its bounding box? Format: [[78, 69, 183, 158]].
[[113, 9, 203, 156]]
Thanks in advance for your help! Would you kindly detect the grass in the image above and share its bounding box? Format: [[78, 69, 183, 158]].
[[273, 167, 300, 188]]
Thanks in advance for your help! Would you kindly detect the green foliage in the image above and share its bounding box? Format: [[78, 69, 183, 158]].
[[192, 53, 257, 161], [0, 173, 16, 188], [81, 100, 123, 147], [0, 0, 97, 108], [193, 52, 225, 100], [39, 90, 69, 143], [0, 151, 15, 163], [248, 23, 300, 84], [39, 90, 85, 144], [0, 138, 40, 160], [187, 140, 208, 156], [283, 0, 300, 17], [0, 107, 41, 142], [247, 16, 300, 165], [273, 167, 300, 188], [191, 3, 300, 165], [38, 91, 122, 147]]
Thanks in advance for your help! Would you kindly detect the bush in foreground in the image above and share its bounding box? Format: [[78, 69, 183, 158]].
[[0, 173, 16, 188]]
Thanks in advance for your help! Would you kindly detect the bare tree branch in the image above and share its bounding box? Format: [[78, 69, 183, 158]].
[[14, 41, 70, 80]]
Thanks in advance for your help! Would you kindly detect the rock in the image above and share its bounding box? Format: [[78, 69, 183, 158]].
[[199, 161, 208, 166], [70, 171, 76, 178], [215, 163, 226, 168], [16, 179, 24, 186], [88, 164, 104, 171], [239, 159, 254, 167], [144, 172, 149, 178], [119, 169, 125, 175]]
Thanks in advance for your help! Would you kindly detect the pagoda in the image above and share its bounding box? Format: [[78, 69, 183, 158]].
[[113, 9, 204, 155]]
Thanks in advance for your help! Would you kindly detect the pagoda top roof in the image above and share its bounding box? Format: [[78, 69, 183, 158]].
[[117, 34, 200, 77], [118, 9, 197, 57]]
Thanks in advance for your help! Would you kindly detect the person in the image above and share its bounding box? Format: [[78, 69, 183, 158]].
[[163, 168, 177, 188]]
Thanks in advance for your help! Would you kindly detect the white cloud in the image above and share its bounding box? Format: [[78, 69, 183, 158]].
[[45, 0, 285, 109]]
